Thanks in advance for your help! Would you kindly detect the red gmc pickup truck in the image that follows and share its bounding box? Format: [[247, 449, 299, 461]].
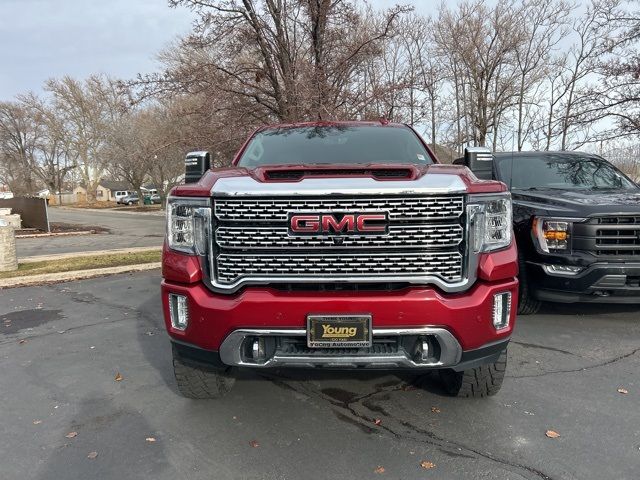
[[162, 121, 518, 399]]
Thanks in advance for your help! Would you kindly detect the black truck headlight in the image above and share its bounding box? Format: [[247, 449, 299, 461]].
[[533, 217, 577, 253], [167, 197, 211, 255], [470, 194, 512, 252]]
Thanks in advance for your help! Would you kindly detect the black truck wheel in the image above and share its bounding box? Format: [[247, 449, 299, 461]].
[[172, 345, 235, 399], [439, 348, 507, 398], [517, 253, 542, 315]]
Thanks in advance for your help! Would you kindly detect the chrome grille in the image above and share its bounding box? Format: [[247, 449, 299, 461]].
[[216, 252, 463, 283], [215, 224, 463, 249], [215, 195, 464, 222], [211, 194, 467, 290]]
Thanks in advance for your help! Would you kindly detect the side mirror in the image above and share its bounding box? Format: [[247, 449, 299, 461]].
[[184, 151, 211, 184], [464, 147, 494, 180]]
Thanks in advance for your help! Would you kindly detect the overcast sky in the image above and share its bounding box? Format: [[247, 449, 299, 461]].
[[0, 0, 193, 100], [0, 0, 438, 101]]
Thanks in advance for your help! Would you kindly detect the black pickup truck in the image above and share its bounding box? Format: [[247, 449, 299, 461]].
[[458, 149, 640, 314]]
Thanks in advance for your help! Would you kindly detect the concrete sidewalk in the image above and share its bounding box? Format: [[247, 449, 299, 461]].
[[54, 206, 165, 216], [0, 246, 162, 289]]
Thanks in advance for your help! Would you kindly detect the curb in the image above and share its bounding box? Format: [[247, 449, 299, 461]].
[[53, 206, 165, 216], [16, 231, 95, 239], [20, 246, 162, 264], [0, 262, 162, 289]]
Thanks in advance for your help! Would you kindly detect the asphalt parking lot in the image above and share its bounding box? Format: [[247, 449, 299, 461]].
[[1, 271, 639, 480], [16, 208, 165, 257]]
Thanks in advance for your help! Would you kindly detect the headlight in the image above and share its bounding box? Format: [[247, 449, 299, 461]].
[[469, 193, 512, 252], [533, 217, 578, 253], [166, 197, 211, 254]]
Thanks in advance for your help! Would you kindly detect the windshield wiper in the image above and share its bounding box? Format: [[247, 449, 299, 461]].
[[515, 187, 561, 191]]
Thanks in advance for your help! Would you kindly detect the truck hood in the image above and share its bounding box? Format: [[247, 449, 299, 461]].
[[171, 164, 506, 197], [512, 188, 640, 217]]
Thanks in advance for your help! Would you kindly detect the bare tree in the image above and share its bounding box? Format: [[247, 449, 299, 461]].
[[577, 0, 639, 140], [514, 0, 571, 150], [434, 0, 524, 147], [137, 0, 409, 123], [45, 75, 126, 201]]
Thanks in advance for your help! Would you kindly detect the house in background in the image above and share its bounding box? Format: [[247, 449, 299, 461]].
[[95, 180, 133, 202]]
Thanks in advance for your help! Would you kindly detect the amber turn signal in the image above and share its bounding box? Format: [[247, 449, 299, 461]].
[[543, 230, 568, 241]]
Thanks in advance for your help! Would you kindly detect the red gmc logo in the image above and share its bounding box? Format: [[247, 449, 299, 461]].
[[288, 212, 388, 236]]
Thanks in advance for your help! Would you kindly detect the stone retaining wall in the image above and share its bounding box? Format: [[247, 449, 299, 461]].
[[0, 214, 21, 229], [0, 225, 18, 272]]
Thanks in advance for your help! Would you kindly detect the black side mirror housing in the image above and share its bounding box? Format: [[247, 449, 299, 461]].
[[184, 151, 211, 184], [463, 147, 494, 180]]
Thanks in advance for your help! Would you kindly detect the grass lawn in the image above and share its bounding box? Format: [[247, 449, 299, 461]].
[[0, 250, 161, 280]]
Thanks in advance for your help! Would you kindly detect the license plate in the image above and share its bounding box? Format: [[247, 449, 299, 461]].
[[307, 315, 372, 348]]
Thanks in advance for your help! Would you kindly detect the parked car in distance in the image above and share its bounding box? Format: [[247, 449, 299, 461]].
[[117, 193, 162, 205], [113, 190, 134, 202], [458, 150, 640, 314], [117, 193, 139, 205]]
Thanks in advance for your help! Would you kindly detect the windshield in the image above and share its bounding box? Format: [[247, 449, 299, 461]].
[[494, 154, 637, 191], [237, 125, 434, 167]]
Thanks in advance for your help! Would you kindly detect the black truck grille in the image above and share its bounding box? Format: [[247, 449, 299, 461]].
[[210, 195, 467, 289], [574, 216, 640, 257]]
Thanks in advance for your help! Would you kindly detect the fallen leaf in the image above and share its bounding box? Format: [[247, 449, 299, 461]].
[[617, 387, 628, 395], [374, 418, 382, 425], [374, 466, 385, 474], [430, 406, 441, 413], [145, 437, 156, 442], [114, 372, 123, 382], [65, 432, 78, 439], [545, 430, 560, 438], [87, 451, 98, 459], [420, 461, 436, 469], [249, 440, 260, 448], [33, 420, 42, 425]]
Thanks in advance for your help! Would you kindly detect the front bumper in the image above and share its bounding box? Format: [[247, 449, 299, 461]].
[[162, 278, 518, 370], [172, 335, 509, 372], [528, 261, 640, 303]]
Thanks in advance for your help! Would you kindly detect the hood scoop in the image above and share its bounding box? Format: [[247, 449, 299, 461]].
[[260, 165, 417, 182]]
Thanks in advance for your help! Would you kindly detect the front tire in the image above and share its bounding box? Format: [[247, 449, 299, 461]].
[[172, 345, 235, 399], [517, 253, 542, 315], [439, 348, 507, 398]]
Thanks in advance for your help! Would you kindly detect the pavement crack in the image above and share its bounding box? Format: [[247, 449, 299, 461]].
[[512, 341, 579, 356], [0, 316, 131, 346], [509, 346, 640, 379], [264, 374, 555, 480]]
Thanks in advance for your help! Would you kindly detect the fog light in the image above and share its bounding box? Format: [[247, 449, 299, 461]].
[[252, 337, 266, 361], [493, 292, 511, 330], [414, 337, 431, 362], [543, 264, 583, 275], [169, 294, 189, 330]]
